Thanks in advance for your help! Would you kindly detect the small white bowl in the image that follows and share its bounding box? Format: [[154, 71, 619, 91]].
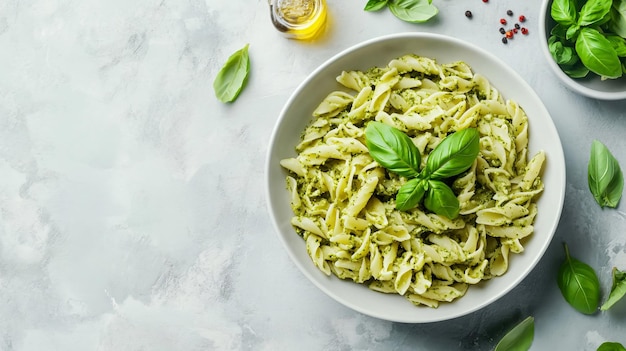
[[266, 33, 566, 323], [539, 0, 626, 100]]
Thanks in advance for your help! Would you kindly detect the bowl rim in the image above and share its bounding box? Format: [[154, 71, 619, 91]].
[[265, 32, 566, 323], [538, 0, 626, 100]]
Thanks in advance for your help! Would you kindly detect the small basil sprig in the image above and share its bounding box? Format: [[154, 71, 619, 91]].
[[598, 342, 626, 351], [364, 0, 438, 23], [557, 243, 601, 314], [494, 316, 534, 351], [213, 44, 250, 103], [588, 140, 624, 208], [600, 267, 626, 310], [365, 122, 479, 218]]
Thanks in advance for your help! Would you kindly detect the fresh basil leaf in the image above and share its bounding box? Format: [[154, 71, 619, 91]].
[[424, 128, 479, 179], [396, 178, 427, 211], [600, 267, 626, 310], [607, 35, 626, 57], [566, 24, 580, 40], [588, 140, 624, 208], [609, 0, 626, 38], [213, 44, 250, 103], [551, 0, 578, 26], [563, 62, 590, 77], [598, 342, 626, 351], [578, 0, 612, 26], [423, 180, 459, 219], [551, 24, 570, 40], [365, 121, 421, 178], [388, 0, 438, 23], [558, 243, 601, 315], [576, 27, 623, 78], [494, 316, 535, 351], [550, 36, 580, 65], [365, 0, 388, 11]]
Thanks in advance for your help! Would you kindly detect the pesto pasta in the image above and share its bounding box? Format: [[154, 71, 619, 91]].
[[280, 54, 546, 308]]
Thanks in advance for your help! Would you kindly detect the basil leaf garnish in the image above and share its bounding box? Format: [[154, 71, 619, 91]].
[[388, 0, 438, 23], [575, 28, 623, 79], [600, 267, 626, 311], [551, 0, 578, 26], [364, 0, 388, 11], [588, 140, 624, 208], [598, 342, 626, 351], [578, 0, 612, 26], [494, 316, 534, 351], [396, 178, 427, 211], [213, 44, 251, 103], [365, 121, 421, 178], [557, 243, 600, 315], [424, 128, 479, 179], [423, 180, 460, 219], [364, 124, 478, 218]]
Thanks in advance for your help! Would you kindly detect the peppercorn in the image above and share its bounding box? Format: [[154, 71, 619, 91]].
[[519, 15, 526, 22], [502, 37, 508, 44], [500, 18, 507, 25], [499, 27, 506, 34], [514, 23, 520, 29], [505, 31, 514, 39], [465, 10, 472, 18], [521, 27, 529, 35], [507, 10, 513, 16]]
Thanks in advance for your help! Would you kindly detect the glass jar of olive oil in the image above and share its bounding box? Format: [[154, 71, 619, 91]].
[[269, 0, 327, 40]]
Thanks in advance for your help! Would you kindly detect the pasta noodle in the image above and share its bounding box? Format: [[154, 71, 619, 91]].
[[280, 54, 546, 308]]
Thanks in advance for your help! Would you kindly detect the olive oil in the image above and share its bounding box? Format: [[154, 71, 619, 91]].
[[269, 0, 327, 40]]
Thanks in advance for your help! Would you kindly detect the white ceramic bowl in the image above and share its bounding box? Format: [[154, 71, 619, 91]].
[[266, 33, 566, 323], [539, 0, 626, 100]]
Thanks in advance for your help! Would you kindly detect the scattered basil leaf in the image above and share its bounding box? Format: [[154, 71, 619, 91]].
[[558, 243, 601, 315], [598, 342, 626, 351], [551, 0, 578, 26], [388, 0, 438, 23], [423, 180, 460, 219], [609, 0, 626, 38], [365, 0, 388, 11], [576, 27, 623, 78], [424, 128, 480, 179], [494, 316, 535, 351], [578, 0, 612, 26], [365, 121, 421, 178], [396, 178, 427, 211], [600, 267, 626, 310], [588, 140, 624, 208], [213, 44, 250, 103]]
